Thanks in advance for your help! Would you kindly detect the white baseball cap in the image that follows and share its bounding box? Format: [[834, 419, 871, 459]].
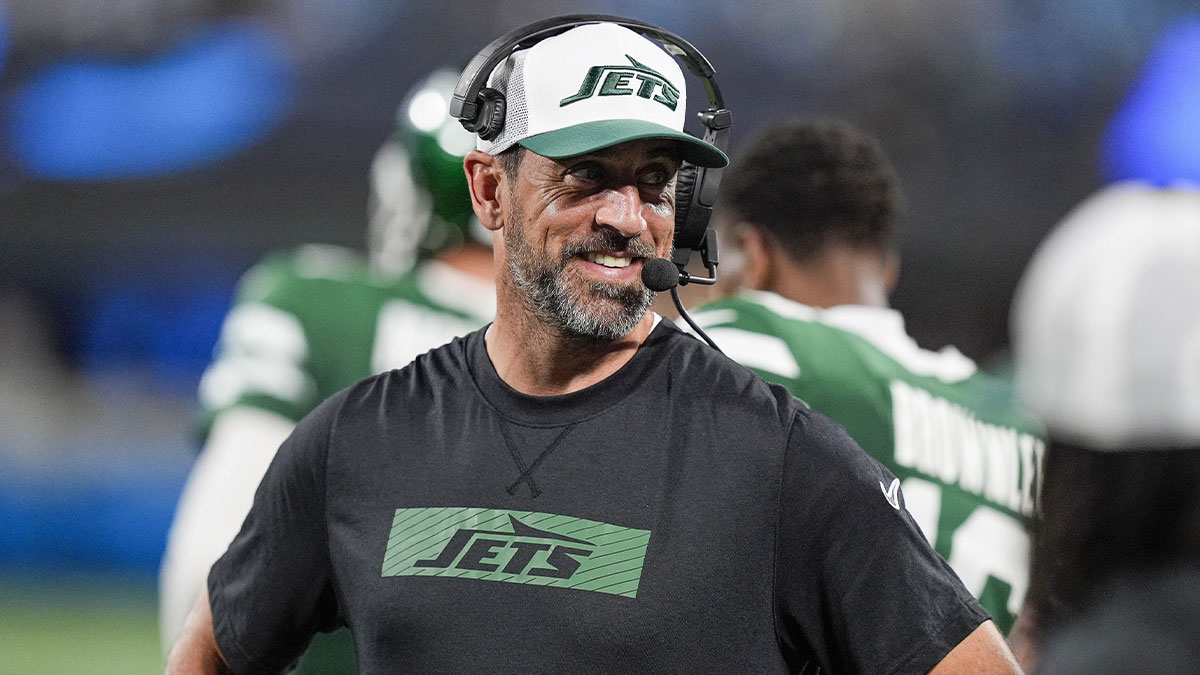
[[477, 23, 728, 168], [1011, 181, 1200, 449]]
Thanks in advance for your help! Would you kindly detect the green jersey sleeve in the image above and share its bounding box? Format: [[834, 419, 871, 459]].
[[197, 249, 327, 428]]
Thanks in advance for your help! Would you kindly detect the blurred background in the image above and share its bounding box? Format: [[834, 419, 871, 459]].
[[0, 0, 1197, 671]]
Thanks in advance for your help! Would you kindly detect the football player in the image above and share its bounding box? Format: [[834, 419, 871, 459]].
[[158, 68, 493, 672], [692, 118, 1044, 634]]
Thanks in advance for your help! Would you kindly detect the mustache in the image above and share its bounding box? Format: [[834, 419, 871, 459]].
[[559, 229, 657, 265]]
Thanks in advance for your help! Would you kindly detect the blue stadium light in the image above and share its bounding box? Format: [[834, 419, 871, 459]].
[[1101, 17, 1200, 185], [4, 19, 297, 180]]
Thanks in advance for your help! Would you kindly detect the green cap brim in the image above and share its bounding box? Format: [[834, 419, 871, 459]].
[[519, 119, 728, 168]]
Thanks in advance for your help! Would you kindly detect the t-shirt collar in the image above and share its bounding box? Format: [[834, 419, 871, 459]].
[[468, 314, 673, 426]]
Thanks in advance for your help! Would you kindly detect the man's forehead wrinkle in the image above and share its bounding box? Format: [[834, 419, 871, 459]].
[[517, 152, 569, 184]]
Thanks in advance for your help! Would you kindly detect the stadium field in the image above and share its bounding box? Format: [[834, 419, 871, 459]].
[[0, 573, 162, 675]]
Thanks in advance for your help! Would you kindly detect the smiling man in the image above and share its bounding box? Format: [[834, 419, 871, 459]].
[[500, 143, 669, 339], [167, 19, 1020, 675], [477, 139, 680, 395]]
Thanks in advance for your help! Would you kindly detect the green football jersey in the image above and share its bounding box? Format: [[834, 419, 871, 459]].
[[194, 245, 493, 673], [199, 244, 494, 426], [693, 290, 1044, 634]]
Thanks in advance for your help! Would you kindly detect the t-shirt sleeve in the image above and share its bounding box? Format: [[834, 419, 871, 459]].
[[207, 389, 346, 674], [774, 408, 989, 675]]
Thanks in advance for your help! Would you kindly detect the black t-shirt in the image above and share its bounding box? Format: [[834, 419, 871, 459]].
[[209, 318, 987, 674]]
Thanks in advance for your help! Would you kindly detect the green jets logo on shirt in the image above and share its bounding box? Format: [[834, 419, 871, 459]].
[[381, 507, 652, 598], [559, 55, 680, 111]]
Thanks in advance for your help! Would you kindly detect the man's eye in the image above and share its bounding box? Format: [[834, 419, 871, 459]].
[[640, 170, 670, 188], [570, 165, 603, 182]]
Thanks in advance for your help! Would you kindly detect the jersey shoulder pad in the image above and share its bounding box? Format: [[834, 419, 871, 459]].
[[237, 245, 378, 301], [691, 295, 860, 381], [234, 245, 410, 313]]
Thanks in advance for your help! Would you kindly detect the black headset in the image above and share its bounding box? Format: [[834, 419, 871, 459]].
[[450, 14, 732, 278]]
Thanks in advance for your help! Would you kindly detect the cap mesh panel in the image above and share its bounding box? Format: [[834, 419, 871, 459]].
[[482, 50, 528, 155]]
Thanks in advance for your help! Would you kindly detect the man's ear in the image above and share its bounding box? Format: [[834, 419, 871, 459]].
[[882, 249, 900, 296], [464, 149, 505, 232], [739, 224, 775, 292]]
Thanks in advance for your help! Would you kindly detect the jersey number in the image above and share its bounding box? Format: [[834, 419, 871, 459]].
[[900, 477, 1029, 632]]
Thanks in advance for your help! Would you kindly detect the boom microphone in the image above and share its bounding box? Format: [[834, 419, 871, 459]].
[[641, 257, 681, 292], [641, 257, 722, 353]]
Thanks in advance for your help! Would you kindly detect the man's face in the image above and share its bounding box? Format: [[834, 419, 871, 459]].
[[500, 139, 679, 340]]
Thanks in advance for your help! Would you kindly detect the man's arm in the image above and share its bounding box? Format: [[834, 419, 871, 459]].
[[930, 621, 1023, 675], [165, 588, 230, 675], [775, 409, 1017, 672], [1005, 606, 1039, 673], [159, 406, 296, 652]]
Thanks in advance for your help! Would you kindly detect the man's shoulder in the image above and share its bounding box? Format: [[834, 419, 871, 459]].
[[241, 244, 375, 293], [344, 330, 478, 398], [693, 292, 925, 359], [689, 293, 869, 384], [234, 245, 421, 315], [653, 318, 806, 422], [696, 293, 987, 381], [692, 294, 1037, 432], [693, 292, 824, 332]]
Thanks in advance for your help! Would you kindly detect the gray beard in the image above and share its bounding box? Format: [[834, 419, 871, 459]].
[[505, 210, 656, 341]]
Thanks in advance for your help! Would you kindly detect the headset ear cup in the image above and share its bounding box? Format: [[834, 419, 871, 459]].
[[673, 162, 702, 250], [473, 87, 507, 141]]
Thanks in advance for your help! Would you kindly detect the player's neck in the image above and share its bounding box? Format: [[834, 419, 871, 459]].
[[763, 247, 892, 310], [486, 291, 654, 397]]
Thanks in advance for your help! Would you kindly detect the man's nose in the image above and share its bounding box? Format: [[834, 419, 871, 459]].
[[594, 185, 648, 237]]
